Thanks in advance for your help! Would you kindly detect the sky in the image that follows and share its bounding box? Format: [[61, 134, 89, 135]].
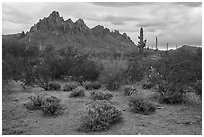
[[2, 2, 202, 49]]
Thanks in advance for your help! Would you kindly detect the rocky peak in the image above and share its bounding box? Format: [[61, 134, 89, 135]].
[[66, 18, 74, 24], [113, 30, 120, 37], [49, 11, 60, 18], [47, 11, 64, 24], [75, 18, 85, 25], [28, 11, 134, 45]]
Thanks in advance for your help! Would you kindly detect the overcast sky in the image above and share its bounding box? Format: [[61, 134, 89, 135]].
[[2, 2, 202, 49]]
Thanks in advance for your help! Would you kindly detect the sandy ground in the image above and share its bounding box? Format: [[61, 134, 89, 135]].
[[2, 83, 202, 135]]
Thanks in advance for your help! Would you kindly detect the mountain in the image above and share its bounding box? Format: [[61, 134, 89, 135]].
[[3, 11, 136, 54]]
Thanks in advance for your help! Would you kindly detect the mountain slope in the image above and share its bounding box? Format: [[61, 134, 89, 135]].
[[3, 11, 136, 53]]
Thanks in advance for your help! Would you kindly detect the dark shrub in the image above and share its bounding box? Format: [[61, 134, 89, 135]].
[[158, 82, 185, 104], [106, 80, 120, 91], [48, 82, 61, 90], [123, 85, 138, 96], [90, 91, 113, 100], [99, 60, 128, 91], [63, 82, 80, 92], [83, 81, 101, 90], [128, 97, 156, 115], [142, 82, 153, 89], [192, 80, 202, 97], [128, 57, 155, 82], [78, 100, 123, 132], [69, 53, 101, 82], [159, 90, 185, 104], [24, 95, 45, 110], [69, 87, 85, 98], [24, 95, 64, 116], [41, 96, 64, 116]]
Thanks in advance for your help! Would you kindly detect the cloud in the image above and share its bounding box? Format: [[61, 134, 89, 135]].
[[2, 2, 202, 48], [111, 21, 126, 25], [172, 2, 202, 7], [90, 2, 153, 7], [136, 22, 166, 28]]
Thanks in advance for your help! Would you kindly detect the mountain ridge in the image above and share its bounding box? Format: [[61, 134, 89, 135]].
[[3, 10, 134, 53]]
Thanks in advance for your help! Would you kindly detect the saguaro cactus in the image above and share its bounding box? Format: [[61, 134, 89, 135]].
[[155, 36, 158, 50], [137, 28, 146, 54]]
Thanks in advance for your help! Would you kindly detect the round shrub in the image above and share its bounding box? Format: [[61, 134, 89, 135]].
[[122, 85, 138, 96], [24, 95, 64, 116], [41, 96, 64, 116], [69, 86, 85, 98], [78, 100, 123, 132], [106, 81, 120, 91], [82, 81, 101, 90], [24, 95, 45, 110], [90, 90, 113, 100], [128, 97, 156, 115], [159, 91, 185, 104], [48, 82, 61, 90], [63, 82, 80, 92], [158, 82, 185, 104]]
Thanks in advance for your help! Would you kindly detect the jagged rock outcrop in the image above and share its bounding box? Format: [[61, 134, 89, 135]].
[[7, 11, 136, 52]]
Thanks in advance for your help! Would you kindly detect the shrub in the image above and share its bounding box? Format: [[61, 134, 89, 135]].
[[159, 90, 185, 104], [106, 81, 120, 91], [142, 82, 153, 89], [128, 97, 156, 115], [192, 80, 202, 97], [78, 100, 123, 132], [98, 59, 128, 91], [41, 96, 64, 116], [69, 53, 101, 82], [69, 87, 85, 98], [63, 82, 80, 92], [82, 81, 101, 90], [158, 83, 185, 104], [128, 57, 155, 82], [24, 95, 45, 110], [90, 91, 113, 100], [48, 82, 61, 90], [24, 95, 64, 116], [123, 85, 138, 96]]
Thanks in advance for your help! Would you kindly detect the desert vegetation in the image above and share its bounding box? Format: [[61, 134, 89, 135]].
[[2, 11, 202, 135]]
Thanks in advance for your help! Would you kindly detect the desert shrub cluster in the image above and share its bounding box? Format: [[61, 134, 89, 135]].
[[2, 40, 101, 89], [122, 85, 138, 96], [82, 81, 101, 90], [128, 96, 156, 115], [24, 95, 64, 116], [63, 82, 80, 91], [48, 82, 61, 90], [24, 95, 45, 110], [78, 101, 123, 132], [69, 87, 85, 98], [128, 56, 155, 82], [90, 91, 113, 100], [157, 82, 185, 104], [41, 96, 64, 116], [99, 59, 128, 90]]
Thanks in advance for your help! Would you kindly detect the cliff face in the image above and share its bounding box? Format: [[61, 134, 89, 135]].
[[3, 11, 136, 53]]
